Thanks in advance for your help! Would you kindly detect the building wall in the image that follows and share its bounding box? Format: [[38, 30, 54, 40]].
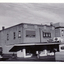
[[1, 25, 23, 45], [0, 23, 56, 54], [54, 23, 60, 27], [0, 25, 23, 54], [54, 22, 64, 27], [23, 24, 55, 43], [23, 24, 40, 43], [0, 31, 1, 46], [54, 22, 64, 43], [60, 28, 64, 37], [0, 24, 56, 45], [39, 26, 55, 42], [59, 23, 64, 27], [55, 28, 60, 37]]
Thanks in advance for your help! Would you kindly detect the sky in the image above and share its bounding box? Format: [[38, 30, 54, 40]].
[[0, 3, 64, 29]]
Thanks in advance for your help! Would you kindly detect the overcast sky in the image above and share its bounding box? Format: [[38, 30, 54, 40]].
[[0, 3, 64, 29]]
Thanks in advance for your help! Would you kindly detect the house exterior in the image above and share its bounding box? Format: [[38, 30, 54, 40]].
[[54, 23, 64, 52], [54, 23, 64, 40], [0, 23, 61, 58]]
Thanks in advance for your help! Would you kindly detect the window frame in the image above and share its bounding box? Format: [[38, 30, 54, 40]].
[[26, 30, 36, 38], [43, 32, 51, 38], [18, 31, 21, 38], [13, 32, 16, 39], [7, 33, 9, 41]]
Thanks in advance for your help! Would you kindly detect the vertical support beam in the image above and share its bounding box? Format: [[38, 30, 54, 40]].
[[39, 28, 41, 43], [44, 49, 47, 55], [23, 49, 26, 58]]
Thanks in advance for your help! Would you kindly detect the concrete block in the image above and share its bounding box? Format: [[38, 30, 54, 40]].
[[55, 52, 64, 61]]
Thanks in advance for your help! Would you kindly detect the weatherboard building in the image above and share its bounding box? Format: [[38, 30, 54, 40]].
[[0, 22, 63, 58]]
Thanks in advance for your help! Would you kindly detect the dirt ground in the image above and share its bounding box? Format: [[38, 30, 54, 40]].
[[0, 55, 55, 61]]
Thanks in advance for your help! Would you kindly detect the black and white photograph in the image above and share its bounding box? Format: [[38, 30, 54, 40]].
[[0, 3, 64, 62]]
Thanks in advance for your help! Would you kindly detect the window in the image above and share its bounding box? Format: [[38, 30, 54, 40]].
[[13, 32, 16, 39], [61, 46, 64, 50], [7, 34, 9, 40], [43, 32, 51, 38], [61, 30, 64, 36], [18, 31, 21, 38], [62, 30, 64, 31], [26, 30, 36, 38]]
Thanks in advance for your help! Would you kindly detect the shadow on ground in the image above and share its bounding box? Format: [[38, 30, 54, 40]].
[[0, 55, 56, 61]]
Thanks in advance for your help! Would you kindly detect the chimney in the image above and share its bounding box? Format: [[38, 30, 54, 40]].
[[50, 22, 53, 26], [2, 26, 5, 30]]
